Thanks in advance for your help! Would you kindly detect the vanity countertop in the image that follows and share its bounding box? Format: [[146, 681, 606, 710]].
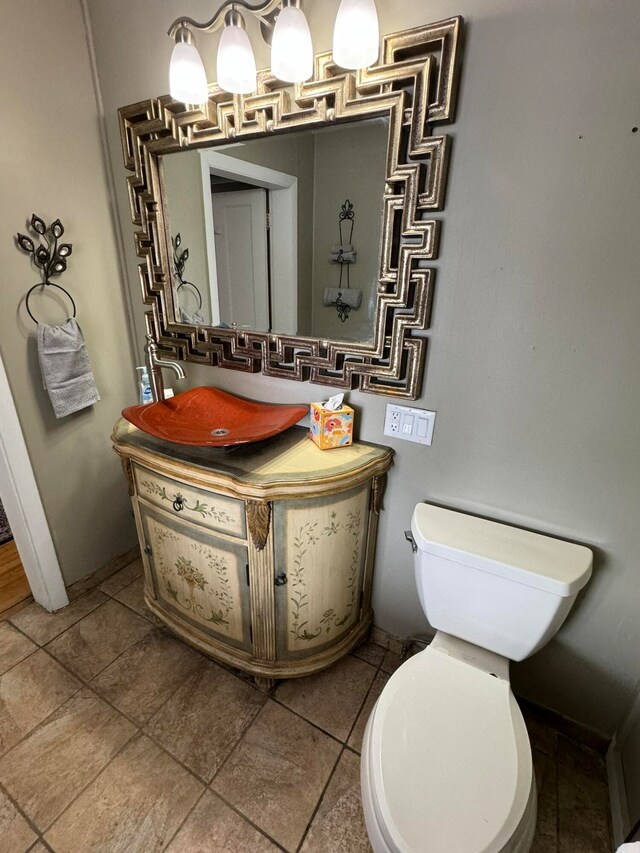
[[112, 418, 393, 500]]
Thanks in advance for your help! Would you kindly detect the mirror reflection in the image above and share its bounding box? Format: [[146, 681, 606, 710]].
[[160, 117, 388, 344]]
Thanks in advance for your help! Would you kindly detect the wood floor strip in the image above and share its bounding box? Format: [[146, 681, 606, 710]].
[[0, 540, 31, 614]]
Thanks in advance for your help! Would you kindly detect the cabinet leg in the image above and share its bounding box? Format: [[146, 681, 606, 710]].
[[254, 676, 276, 692]]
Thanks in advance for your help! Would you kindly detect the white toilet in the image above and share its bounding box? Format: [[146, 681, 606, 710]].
[[361, 503, 593, 853]]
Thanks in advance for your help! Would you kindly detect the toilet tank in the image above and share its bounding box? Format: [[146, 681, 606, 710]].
[[410, 504, 593, 661]]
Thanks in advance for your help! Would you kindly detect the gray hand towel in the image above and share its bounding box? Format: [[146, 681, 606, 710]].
[[179, 307, 205, 325], [37, 318, 100, 418]]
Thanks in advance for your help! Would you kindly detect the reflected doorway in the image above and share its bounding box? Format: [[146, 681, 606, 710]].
[[210, 180, 272, 331]]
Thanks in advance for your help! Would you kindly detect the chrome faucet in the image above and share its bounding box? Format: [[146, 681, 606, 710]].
[[144, 334, 186, 402]]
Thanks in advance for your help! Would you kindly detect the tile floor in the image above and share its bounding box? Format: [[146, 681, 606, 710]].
[[0, 552, 612, 852]]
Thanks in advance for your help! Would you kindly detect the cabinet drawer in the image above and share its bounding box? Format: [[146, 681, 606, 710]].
[[133, 465, 246, 539]]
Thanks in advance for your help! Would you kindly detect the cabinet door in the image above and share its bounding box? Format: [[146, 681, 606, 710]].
[[273, 484, 370, 658], [139, 503, 252, 653]]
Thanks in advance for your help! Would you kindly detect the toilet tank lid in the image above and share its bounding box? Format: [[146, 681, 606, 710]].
[[412, 504, 593, 597]]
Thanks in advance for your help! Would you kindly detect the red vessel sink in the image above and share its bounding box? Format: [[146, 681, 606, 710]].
[[122, 386, 308, 447]]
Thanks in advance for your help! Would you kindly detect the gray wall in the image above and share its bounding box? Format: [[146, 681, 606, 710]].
[[161, 150, 213, 322], [86, 0, 640, 737], [0, 0, 138, 584], [311, 121, 387, 342]]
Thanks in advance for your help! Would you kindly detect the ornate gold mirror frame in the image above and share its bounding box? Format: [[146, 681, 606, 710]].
[[119, 16, 463, 399]]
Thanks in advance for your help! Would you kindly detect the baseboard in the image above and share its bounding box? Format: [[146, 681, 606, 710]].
[[370, 625, 404, 655], [370, 625, 434, 657], [607, 736, 631, 848]]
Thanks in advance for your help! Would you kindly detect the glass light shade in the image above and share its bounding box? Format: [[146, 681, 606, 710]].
[[169, 41, 208, 104], [217, 23, 257, 94], [333, 0, 379, 69], [271, 5, 313, 83]]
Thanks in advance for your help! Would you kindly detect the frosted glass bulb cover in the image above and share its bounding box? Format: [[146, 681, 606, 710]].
[[271, 5, 313, 83], [169, 41, 208, 104], [333, 0, 380, 69], [217, 24, 257, 94]]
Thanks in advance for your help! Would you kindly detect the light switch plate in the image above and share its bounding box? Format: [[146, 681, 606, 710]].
[[384, 403, 436, 445]]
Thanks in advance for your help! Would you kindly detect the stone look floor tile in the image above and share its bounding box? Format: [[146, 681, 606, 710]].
[[0, 688, 136, 831], [212, 700, 341, 852], [26, 843, 48, 853], [9, 589, 107, 646], [379, 648, 404, 675], [531, 829, 559, 853], [45, 599, 153, 681], [98, 557, 142, 597], [45, 735, 203, 853], [91, 628, 203, 726], [0, 788, 36, 853], [0, 650, 81, 756], [300, 748, 371, 852], [0, 622, 37, 674], [352, 638, 386, 668], [113, 575, 148, 617], [557, 761, 611, 852], [525, 714, 558, 758], [165, 790, 280, 852], [66, 546, 140, 601], [275, 655, 377, 741], [556, 734, 606, 782], [348, 670, 389, 753], [147, 659, 266, 780], [532, 748, 558, 849]]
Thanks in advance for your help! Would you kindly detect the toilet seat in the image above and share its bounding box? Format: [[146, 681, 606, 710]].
[[361, 644, 537, 853]]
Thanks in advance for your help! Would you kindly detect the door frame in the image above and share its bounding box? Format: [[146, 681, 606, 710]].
[[199, 149, 298, 333], [0, 353, 68, 611]]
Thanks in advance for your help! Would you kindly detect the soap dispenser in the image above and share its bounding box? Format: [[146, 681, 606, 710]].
[[136, 367, 153, 404]]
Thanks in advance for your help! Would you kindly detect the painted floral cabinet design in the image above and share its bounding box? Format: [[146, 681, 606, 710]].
[[140, 506, 251, 653], [274, 486, 370, 658], [112, 419, 393, 681]]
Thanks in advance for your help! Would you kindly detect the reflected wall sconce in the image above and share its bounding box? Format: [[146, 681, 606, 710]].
[[168, 0, 379, 100]]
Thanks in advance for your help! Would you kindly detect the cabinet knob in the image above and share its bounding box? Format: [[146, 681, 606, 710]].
[[143, 545, 152, 556], [274, 572, 288, 586], [172, 494, 185, 512]]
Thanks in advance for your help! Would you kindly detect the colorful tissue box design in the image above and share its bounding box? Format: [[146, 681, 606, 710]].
[[309, 403, 354, 449]]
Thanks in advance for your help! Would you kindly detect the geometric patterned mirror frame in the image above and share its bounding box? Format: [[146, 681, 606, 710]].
[[119, 16, 463, 399]]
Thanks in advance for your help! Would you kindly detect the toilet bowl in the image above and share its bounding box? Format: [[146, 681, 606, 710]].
[[361, 634, 537, 853], [361, 504, 592, 853]]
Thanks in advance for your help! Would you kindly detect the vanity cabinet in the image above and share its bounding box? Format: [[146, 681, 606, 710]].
[[112, 420, 393, 682]]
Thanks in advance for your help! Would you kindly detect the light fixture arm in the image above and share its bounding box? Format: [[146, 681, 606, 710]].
[[167, 0, 283, 39]]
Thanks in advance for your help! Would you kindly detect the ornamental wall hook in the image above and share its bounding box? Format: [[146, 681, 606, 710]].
[[328, 199, 357, 322], [16, 215, 76, 324], [172, 232, 203, 311]]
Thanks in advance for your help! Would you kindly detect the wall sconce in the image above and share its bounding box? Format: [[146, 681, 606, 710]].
[[168, 0, 380, 100]]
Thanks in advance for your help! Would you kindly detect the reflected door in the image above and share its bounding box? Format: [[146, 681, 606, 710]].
[[212, 188, 270, 330]]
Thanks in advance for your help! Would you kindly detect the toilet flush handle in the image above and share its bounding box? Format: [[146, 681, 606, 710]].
[[404, 530, 417, 553]]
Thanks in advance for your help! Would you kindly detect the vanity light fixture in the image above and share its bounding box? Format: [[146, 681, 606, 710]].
[[216, 9, 257, 94], [169, 26, 209, 104], [167, 0, 379, 100], [333, 0, 379, 70]]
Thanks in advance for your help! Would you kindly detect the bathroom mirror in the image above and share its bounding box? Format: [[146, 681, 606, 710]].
[[119, 16, 463, 398], [160, 117, 388, 344]]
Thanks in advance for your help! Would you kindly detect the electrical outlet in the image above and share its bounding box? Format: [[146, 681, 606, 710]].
[[384, 403, 436, 445]]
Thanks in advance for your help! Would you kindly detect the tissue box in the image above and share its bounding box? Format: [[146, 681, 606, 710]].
[[309, 402, 354, 450]]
